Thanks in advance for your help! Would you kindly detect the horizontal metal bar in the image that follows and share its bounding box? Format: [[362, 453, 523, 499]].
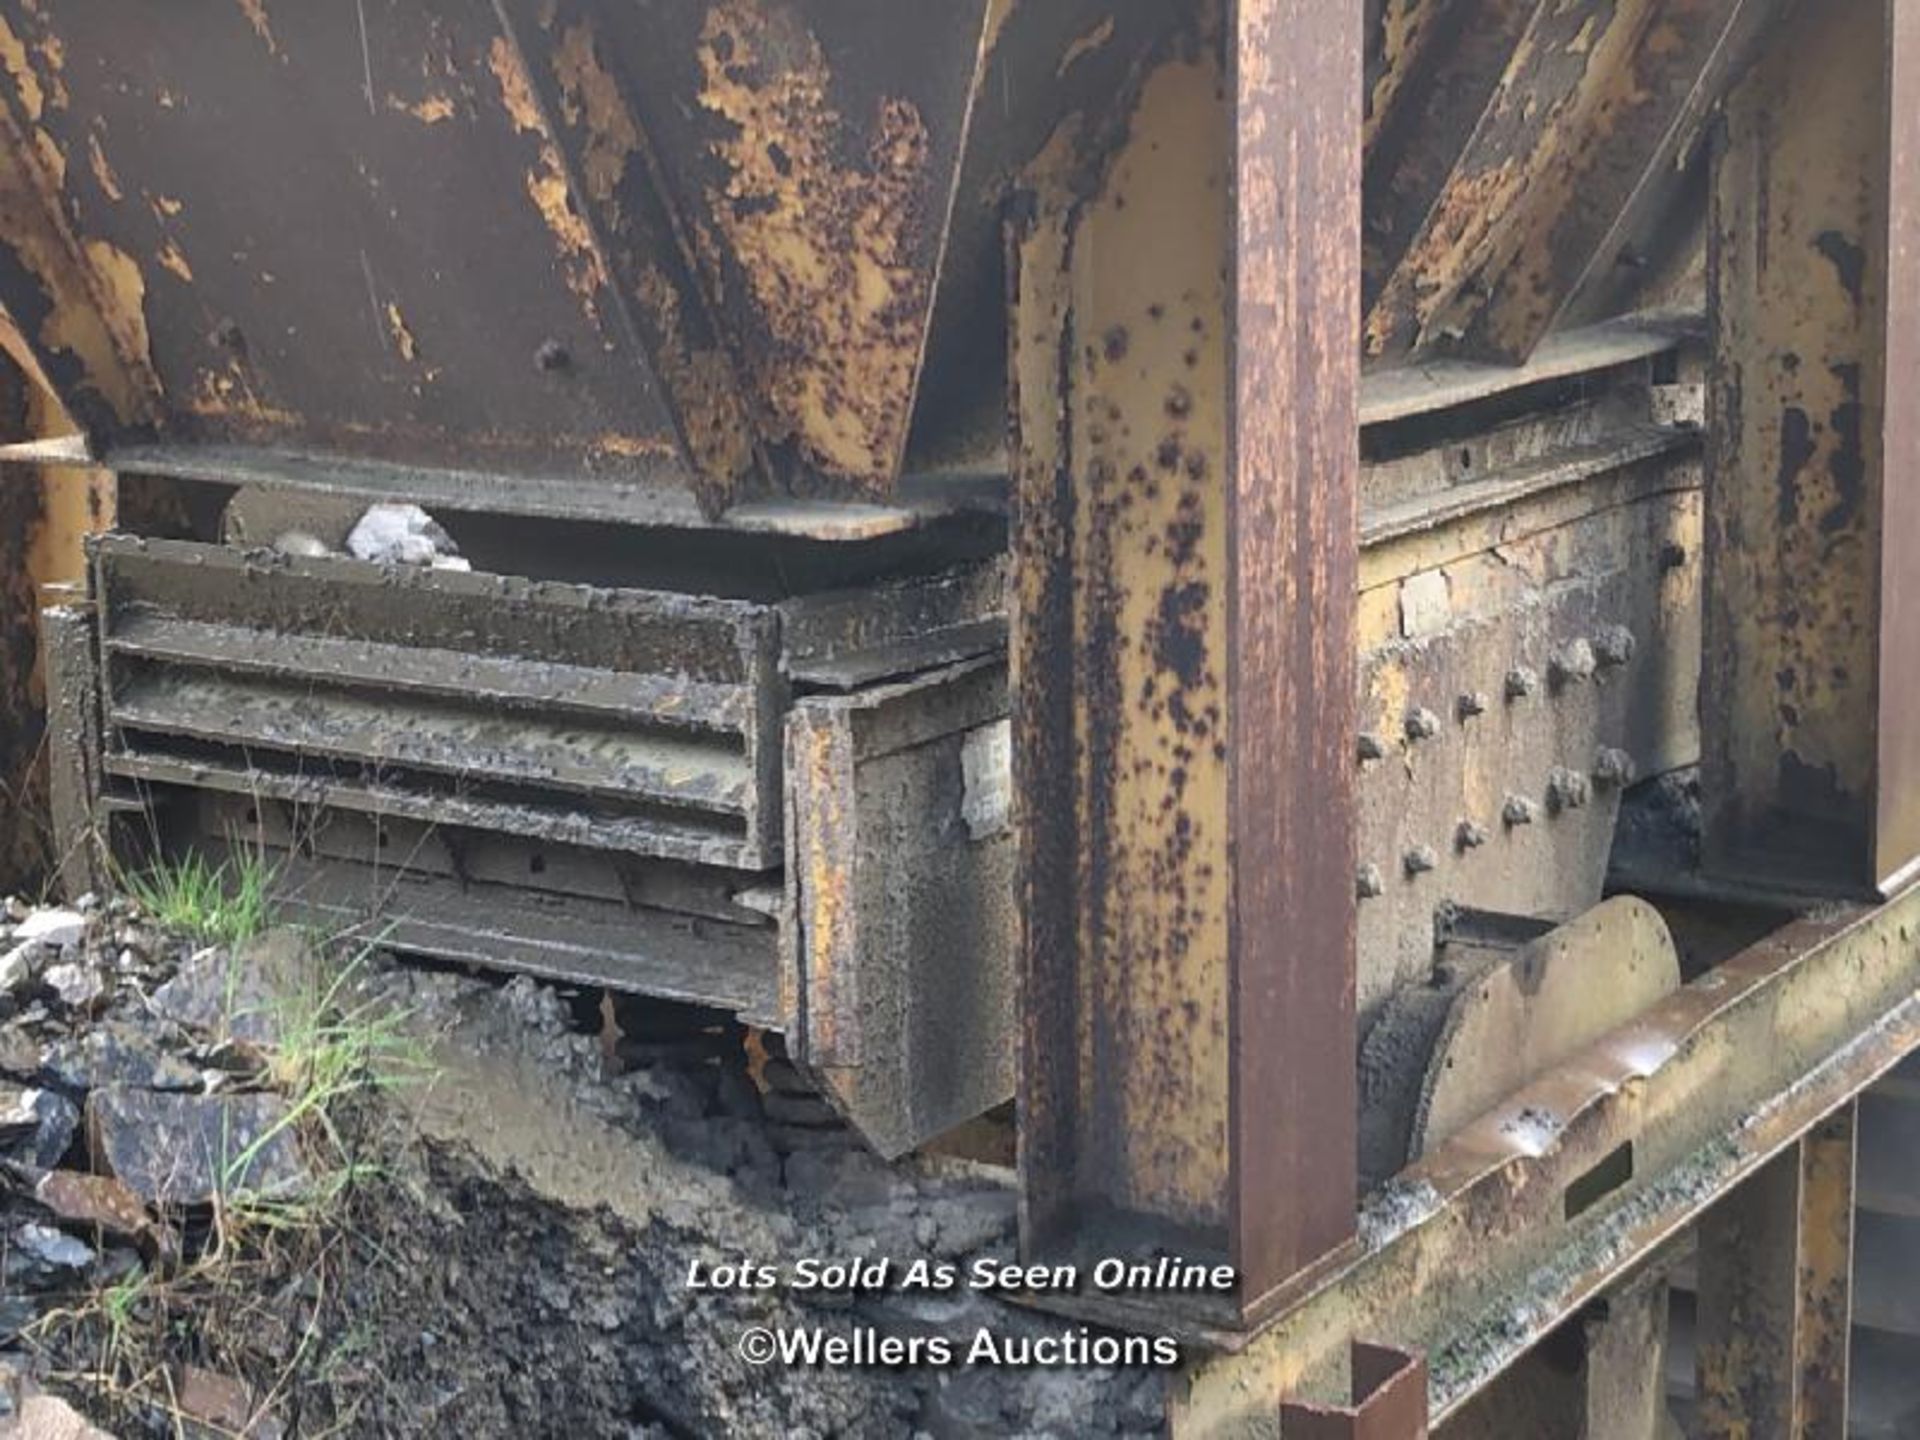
[[1170, 880, 1920, 1432], [109, 668, 752, 814], [108, 613, 752, 736], [204, 841, 781, 1026], [94, 444, 1005, 538], [107, 751, 759, 870], [1358, 314, 1699, 427]]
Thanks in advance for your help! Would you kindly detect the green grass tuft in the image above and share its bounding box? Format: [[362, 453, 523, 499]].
[[125, 850, 277, 947]]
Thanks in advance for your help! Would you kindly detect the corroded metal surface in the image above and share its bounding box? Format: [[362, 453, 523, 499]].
[[785, 659, 1013, 1157], [1365, 0, 1778, 367], [1695, 1102, 1857, 1439], [1013, 0, 1361, 1323], [1702, 0, 1920, 896], [93, 535, 787, 869], [1280, 1343, 1428, 1440], [1172, 883, 1920, 1434]]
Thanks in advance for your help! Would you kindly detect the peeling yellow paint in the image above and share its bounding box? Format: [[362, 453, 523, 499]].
[[32, 31, 63, 110], [591, 431, 677, 460], [552, 22, 637, 202], [389, 92, 456, 124], [1055, 17, 1114, 78], [85, 133, 123, 201], [35, 238, 156, 422], [696, 0, 932, 489], [235, 0, 277, 55], [156, 240, 193, 282], [384, 301, 418, 362], [0, 16, 46, 121], [982, 0, 1018, 59], [489, 35, 608, 310], [635, 262, 754, 506]]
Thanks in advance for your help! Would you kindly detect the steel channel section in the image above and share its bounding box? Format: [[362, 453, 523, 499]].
[[1013, 1, 1362, 1327], [1695, 1101, 1857, 1440], [1279, 1343, 1428, 1440], [1170, 882, 1920, 1435], [1702, 0, 1920, 897]]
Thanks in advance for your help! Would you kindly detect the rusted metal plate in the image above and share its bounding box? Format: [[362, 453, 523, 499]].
[[785, 658, 1013, 1157], [528, 0, 992, 500], [0, 2, 720, 493], [39, 600, 104, 901], [1695, 1103, 1857, 1439], [1013, 0, 1361, 1323], [1170, 884, 1920, 1433], [92, 535, 786, 869], [1360, 0, 1533, 323], [1281, 1342, 1429, 1440], [1365, 0, 1777, 367], [1702, 0, 1920, 896], [1410, 898, 1681, 1161]]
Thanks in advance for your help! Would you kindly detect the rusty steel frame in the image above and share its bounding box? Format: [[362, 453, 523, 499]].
[[1169, 880, 1920, 1434], [1702, 0, 1920, 898], [1695, 1100, 1857, 1439], [1013, 0, 1361, 1326]]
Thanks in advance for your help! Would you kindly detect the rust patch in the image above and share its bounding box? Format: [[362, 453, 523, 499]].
[[488, 33, 609, 311], [635, 263, 755, 510], [384, 301, 419, 363], [389, 92, 456, 125], [0, 13, 46, 121], [552, 21, 637, 203], [1056, 17, 1116, 78], [694, 0, 933, 492], [156, 238, 192, 283], [85, 132, 122, 201], [235, 0, 277, 55]]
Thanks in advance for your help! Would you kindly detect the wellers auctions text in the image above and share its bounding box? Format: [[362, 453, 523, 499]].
[[767, 1325, 1181, 1369], [686, 1255, 1238, 1296]]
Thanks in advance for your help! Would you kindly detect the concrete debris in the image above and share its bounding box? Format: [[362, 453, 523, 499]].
[[346, 504, 469, 570], [40, 1025, 202, 1095], [41, 963, 105, 1013], [5, 1222, 96, 1280], [150, 932, 315, 1048], [0, 945, 35, 998], [11, 910, 87, 951], [88, 1088, 308, 1206], [0, 1085, 78, 1169]]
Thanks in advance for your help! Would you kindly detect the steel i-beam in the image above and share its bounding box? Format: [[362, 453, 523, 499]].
[[1703, 0, 1920, 897], [1011, 0, 1362, 1326], [1695, 1101, 1857, 1439]]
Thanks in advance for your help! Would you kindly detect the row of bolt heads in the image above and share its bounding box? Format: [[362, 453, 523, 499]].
[[1355, 748, 1637, 899], [1355, 627, 1638, 901], [1356, 627, 1637, 763]]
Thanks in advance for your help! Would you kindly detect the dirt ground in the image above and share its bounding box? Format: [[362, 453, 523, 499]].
[[0, 899, 1163, 1439]]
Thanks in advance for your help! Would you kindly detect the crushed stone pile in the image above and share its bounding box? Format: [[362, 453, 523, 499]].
[[0, 899, 1162, 1438]]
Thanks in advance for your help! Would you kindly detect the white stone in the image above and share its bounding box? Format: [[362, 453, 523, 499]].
[[14, 907, 85, 949], [346, 503, 463, 567], [0, 942, 33, 994]]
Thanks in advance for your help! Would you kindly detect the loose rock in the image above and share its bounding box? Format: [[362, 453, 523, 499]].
[[88, 1088, 308, 1206]]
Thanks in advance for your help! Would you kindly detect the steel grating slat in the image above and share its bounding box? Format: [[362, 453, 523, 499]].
[[107, 612, 753, 735], [109, 668, 753, 815]]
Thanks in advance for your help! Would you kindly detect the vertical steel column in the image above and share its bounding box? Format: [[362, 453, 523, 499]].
[[1581, 1271, 1672, 1440], [1012, 0, 1361, 1324], [1695, 1104, 1858, 1440], [1702, 0, 1920, 897]]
